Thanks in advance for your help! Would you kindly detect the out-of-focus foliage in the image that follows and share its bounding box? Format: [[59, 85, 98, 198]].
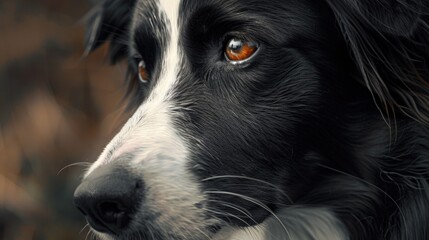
[[0, 0, 131, 239]]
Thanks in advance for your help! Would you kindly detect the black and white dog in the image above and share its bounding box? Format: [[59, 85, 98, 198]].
[[74, 0, 429, 239]]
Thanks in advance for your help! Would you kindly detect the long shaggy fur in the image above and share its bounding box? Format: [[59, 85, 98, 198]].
[[327, 0, 429, 126]]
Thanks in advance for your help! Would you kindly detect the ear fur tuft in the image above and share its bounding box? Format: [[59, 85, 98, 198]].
[[84, 0, 137, 63], [327, 0, 429, 125]]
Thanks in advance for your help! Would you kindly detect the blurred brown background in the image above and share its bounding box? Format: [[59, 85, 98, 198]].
[[0, 0, 131, 239]]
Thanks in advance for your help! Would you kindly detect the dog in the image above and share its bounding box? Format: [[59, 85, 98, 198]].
[[74, 0, 429, 239]]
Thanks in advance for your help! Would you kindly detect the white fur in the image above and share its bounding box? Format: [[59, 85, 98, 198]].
[[214, 207, 349, 240], [85, 0, 217, 237], [86, 0, 183, 176], [85, 1, 350, 239]]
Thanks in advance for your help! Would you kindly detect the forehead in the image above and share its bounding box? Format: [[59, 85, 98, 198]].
[[130, 0, 319, 42], [131, 0, 295, 29], [131, 0, 175, 45]]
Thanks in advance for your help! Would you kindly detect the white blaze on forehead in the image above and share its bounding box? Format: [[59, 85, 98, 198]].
[[156, 0, 181, 100], [86, 1, 216, 236], [86, 0, 183, 176]]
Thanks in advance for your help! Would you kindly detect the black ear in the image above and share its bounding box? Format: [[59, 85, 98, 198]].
[[328, 0, 427, 37], [84, 0, 138, 63], [327, 0, 429, 125]]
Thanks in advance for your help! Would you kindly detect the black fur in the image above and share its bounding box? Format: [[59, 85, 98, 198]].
[[84, 0, 137, 62], [84, 0, 429, 239]]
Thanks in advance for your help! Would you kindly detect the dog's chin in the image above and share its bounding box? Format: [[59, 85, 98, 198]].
[[92, 232, 213, 240], [89, 223, 224, 240], [89, 223, 268, 240], [91, 230, 162, 240]]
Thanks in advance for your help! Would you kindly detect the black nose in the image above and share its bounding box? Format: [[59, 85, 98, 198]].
[[74, 164, 143, 235]]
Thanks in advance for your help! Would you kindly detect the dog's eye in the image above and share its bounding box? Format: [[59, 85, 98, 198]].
[[225, 38, 258, 63], [138, 60, 149, 83]]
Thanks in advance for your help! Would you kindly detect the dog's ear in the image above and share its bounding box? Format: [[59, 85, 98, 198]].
[[328, 0, 427, 37], [84, 0, 137, 63], [327, 0, 429, 125]]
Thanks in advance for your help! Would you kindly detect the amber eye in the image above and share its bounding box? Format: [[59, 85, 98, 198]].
[[138, 60, 149, 83], [225, 38, 259, 63]]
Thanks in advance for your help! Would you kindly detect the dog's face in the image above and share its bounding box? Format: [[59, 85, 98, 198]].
[[75, 0, 346, 239], [74, 0, 427, 239]]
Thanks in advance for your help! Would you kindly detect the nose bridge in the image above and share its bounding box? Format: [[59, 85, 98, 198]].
[[84, 51, 183, 177], [79, 162, 141, 195], [85, 0, 183, 178], [85, 72, 185, 178]]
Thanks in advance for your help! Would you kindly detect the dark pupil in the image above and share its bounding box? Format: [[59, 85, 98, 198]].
[[229, 39, 243, 52]]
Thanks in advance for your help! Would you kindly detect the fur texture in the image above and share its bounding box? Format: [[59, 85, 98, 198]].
[[77, 0, 429, 239]]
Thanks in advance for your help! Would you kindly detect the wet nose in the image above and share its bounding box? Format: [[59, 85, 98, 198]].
[[74, 164, 143, 235]]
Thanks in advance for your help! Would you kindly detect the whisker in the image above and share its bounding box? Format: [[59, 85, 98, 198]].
[[202, 175, 293, 203], [195, 226, 213, 240], [204, 208, 251, 227], [79, 223, 90, 235], [205, 190, 291, 239], [211, 183, 291, 206], [207, 199, 258, 225], [85, 229, 92, 240], [85, 229, 94, 240], [204, 210, 228, 227], [57, 162, 92, 175]]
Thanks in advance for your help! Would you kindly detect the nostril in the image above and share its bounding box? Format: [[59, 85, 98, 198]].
[[135, 180, 143, 189], [97, 200, 129, 227], [75, 196, 135, 235]]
